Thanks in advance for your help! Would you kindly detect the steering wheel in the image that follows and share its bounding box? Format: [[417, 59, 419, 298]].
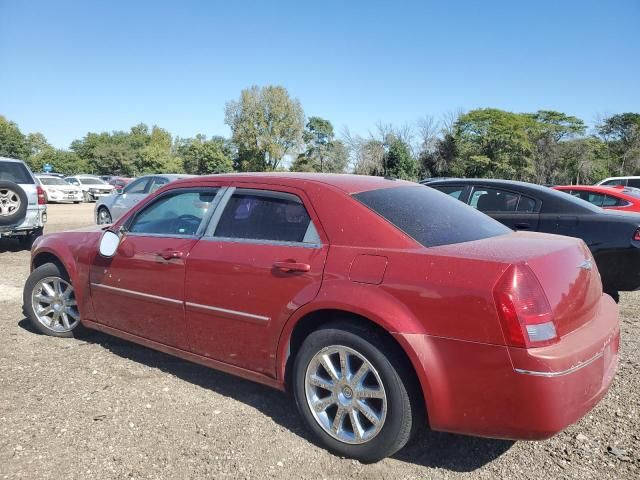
[[171, 214, 201, 235]]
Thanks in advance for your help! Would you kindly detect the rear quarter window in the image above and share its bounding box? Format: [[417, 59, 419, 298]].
[[0, 161, 34, 184], [354, 185, 510, 247]]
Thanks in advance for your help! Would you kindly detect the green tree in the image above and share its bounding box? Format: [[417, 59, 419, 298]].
[[385, 138, 417, 180], [597, 113, 640, 175], [0, 115, 28, 159], [225, 85, 304, 171], [178, 135, 233, 174], [30, 148, 88, 175], [292, 117, 349, 173]]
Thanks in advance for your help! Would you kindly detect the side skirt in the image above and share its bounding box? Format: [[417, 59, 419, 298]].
[[82, 319, 285, 391]]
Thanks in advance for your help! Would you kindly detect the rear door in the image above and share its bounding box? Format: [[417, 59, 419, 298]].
[[469, 186, 540, 231], [184, 184, 329, 375]]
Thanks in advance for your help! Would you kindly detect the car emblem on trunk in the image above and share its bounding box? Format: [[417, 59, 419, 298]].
[[578, 259, 593, 270]]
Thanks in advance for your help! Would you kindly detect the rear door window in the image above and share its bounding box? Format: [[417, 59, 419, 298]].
[[627, 179, 640, 188], [354, 186, 509, 247], [0, 162, 34, 184], [212, 189, 320, 244], [602, 179, 627, 186], [470, 188, 519, 212]]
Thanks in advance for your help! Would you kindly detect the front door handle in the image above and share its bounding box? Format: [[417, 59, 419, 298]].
[[157, 249, 183, 261], [273, 261, 311, 273], [514, 223, 530, 230]]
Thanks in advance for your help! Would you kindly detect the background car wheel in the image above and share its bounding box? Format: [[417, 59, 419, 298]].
[[97, 207, 112, 224], [293, 322, 419, 463], [0, 180, 28, 227], [73, 201, 81, 204], [18, 227, 44, 250], [23, 262, 88, 338]]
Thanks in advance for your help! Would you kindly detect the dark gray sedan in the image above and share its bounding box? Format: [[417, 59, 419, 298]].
[[95, 174, 193, 225]]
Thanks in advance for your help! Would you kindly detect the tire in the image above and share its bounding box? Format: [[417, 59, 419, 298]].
[[73, 201, 81, 204], [19, 227, 43, 250], [97, 207, 112, 225], [0, 180, 28, 227], [23, 262, 89, 338], [293, 323, 418, 463]]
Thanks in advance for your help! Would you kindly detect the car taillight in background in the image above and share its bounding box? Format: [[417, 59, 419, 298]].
[[37, 185, 46, 205], [493, 263, 558, 348], [633, 228, 640, 242]]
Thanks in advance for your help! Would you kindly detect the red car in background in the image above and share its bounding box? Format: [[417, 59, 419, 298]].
[[22, 174, 619, 462], [108, 177, 133, 191], [554, 184, 640, 213]]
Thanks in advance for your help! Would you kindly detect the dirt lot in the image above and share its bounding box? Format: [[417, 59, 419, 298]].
[[0, 203, 638, 479]]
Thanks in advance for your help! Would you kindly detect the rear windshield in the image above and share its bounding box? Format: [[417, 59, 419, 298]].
[[0, 161, 34, 184], [354, 185, 510, 247]]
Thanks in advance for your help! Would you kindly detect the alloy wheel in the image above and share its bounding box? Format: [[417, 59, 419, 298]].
[[97, 208, 112, 224], [304, 345, 387, 444], [0, 188, 20, 216], [31, 276, 80, 333]]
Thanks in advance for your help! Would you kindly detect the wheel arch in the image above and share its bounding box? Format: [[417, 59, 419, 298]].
[[278, 306, 432, 425]]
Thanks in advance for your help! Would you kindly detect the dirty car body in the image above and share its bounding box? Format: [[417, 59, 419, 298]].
[[25, 173, 620, 462]]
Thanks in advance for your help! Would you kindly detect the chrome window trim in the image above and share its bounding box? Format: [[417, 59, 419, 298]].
[[514, 350, 603, 378], [201, 236, 322, 249]]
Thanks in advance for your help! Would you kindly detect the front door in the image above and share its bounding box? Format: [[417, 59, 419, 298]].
[[90, 187, 221, 349], [184, 185, 328, 375]]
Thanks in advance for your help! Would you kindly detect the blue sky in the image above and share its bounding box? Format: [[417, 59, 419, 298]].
[[1, 0, 638, 148]]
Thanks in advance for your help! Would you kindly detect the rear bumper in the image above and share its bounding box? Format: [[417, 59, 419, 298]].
[[48, 190, 83, 202], [0, 206, 46, 235], [395, 294, 620, 440]]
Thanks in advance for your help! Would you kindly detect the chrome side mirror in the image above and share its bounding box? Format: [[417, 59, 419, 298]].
[[98, 230, 121, 258]]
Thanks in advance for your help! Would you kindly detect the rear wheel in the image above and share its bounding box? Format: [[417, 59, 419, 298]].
[[23, 262, 88, 338], [0, 180, 28, 227], [293, 323, 418, 463]]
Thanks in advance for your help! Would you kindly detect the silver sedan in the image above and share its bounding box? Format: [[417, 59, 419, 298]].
[[94, 174, 193, 224]]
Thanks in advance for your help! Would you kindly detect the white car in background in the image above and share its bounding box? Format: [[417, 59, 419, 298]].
[[36, 175, 83, 203], [64, 175, 115, 202]]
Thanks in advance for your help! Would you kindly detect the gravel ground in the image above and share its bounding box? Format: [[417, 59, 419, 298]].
[[0, 203, 638, 479]]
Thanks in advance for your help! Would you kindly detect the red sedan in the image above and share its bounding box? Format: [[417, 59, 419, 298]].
[[554, 184, 640, 213], [23, 173, 619, 462]]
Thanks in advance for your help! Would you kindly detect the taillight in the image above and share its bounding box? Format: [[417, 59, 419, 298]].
[[37, 185, 46, 205], [493, 264, 557, 348], [633, 228, 640, 242]]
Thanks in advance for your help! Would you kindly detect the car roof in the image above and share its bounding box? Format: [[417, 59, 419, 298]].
[[556, 184, 640, 199], [174, 173, 412, 194], [599, 176, 640, 180]]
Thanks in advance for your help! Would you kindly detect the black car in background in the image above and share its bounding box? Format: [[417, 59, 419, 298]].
[[422, 178, 640, 302]]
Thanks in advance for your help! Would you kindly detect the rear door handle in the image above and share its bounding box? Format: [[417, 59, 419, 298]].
[[157, 249, 183, 261], [273, 261, 311, 273]]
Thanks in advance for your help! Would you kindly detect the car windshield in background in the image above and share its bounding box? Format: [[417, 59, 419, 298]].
[[38, 177, 68, 186], [0, 162, 34, 184], [79, 177, 107, 185], [354, 185, 510, 247]]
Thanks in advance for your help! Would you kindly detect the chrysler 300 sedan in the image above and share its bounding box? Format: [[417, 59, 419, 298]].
[[23, 173, 619, 462]]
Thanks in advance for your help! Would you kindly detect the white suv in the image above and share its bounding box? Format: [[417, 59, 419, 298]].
[[0, 157, 47, 247]]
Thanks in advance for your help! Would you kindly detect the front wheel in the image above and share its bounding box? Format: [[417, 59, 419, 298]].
[[293, 324, 418, 463], [23, 262, 88, 338], [96, 207, 112, 225]]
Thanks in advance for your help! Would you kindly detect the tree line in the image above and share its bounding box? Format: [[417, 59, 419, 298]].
[[1, 84, 638, 185]]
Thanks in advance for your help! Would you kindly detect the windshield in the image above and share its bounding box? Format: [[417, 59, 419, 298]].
[[38, 177, 68, 186], [0, 161, 34, 184], [354, 185, 511, 247], [79, 177, 107, 185]]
